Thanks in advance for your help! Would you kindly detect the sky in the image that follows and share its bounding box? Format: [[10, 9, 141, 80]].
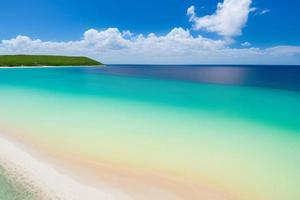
[[0, 0, 299, 64]]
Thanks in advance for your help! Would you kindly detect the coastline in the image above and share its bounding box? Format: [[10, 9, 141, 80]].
[[0, 126, 231, 200], [0, 134, 132, 200], [0, 65, 104, 68]]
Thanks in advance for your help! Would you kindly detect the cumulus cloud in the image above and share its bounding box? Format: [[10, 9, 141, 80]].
[[0, 28, 226, 63], [1, 28, 300, 64], [241, 42, 252, 47], [187, 0, 253, 37]]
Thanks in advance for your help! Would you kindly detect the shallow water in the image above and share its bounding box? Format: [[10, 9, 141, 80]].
[[0, 65, 300, 200]]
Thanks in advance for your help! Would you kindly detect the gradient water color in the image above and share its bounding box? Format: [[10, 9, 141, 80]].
[[0, 66, 300, 200]]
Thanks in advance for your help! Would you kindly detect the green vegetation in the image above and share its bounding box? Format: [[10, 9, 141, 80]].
[[0, 55, 102, 67]]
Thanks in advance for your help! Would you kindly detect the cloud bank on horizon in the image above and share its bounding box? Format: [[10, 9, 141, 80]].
[[0, 0, 300, 64]]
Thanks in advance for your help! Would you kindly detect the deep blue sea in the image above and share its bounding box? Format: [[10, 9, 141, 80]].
[[63, 65, 300, 91]]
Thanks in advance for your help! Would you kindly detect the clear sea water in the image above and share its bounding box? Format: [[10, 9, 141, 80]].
[[0, 65, 300, 200]]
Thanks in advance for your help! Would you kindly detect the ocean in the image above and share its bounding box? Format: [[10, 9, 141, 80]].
[[0, 65, 300, 200]]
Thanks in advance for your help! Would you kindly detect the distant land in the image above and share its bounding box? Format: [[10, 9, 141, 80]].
[[0, 55, 102, 67]]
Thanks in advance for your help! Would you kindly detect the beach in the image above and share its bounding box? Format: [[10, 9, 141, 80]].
[[0, 66, 300, 200], [1, 0, 300, 198], [0, 122, 233, 200]]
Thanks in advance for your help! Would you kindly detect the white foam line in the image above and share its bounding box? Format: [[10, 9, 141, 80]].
[[0, 136, 132, 200]]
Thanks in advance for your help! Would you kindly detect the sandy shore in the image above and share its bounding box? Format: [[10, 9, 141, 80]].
[[0, 136, 133, 200], [0, 125, 232, 200]]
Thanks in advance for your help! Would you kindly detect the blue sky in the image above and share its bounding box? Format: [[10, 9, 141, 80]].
[[0, 0, 300, 64]]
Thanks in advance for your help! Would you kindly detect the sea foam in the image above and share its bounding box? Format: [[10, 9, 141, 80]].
[[0, 136, 132, 200]]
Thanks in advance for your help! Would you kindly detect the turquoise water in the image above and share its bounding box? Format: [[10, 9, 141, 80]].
[[0, 66, 300, 200]]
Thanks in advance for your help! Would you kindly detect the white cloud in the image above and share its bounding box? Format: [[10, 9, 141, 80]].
[[248, 7, 271, 16], [241, 42, 252, 47], [1, 28, 300, 64], [265, 46, 300, 56], [187, 0, 253, 37], [259, 9, 270, 15]]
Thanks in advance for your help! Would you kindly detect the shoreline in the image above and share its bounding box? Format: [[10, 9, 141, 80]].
[[0, 125, 232, 200], [0, 135, 132, 200], [0, 65, 104, 68]]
